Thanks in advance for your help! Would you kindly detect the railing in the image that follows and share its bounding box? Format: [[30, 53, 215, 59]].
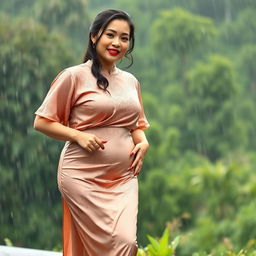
[[0, 246, 62, 256]]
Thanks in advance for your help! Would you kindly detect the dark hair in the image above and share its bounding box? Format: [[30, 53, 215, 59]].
[[83, 9, 135, 91]]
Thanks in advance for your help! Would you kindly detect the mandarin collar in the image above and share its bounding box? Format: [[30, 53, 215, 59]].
[[85, 59, 119, 76]]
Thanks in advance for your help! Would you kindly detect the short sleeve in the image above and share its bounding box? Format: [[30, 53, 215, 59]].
[[35, 69, 76, 126], [134, 81, 150, 130]]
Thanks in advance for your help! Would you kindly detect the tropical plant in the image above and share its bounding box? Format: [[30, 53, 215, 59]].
[[137, 228, 180, 256]]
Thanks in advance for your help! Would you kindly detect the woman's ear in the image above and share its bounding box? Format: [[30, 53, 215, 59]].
[[90, 34, 97, 44]]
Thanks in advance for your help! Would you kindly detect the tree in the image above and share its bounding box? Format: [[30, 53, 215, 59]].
[[239, 44, 256, 92], [151, 8, 216, 91], [33, 0, 90, 59], [0, 14, 74, 249], [220, 8, 256, 48], [184, 55, 246, 160]]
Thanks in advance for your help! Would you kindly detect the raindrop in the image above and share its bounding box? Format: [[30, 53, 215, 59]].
[[2, 63, 6, 74]]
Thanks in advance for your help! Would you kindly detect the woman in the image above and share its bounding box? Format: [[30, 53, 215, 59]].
[[34, 9, 149, 256]]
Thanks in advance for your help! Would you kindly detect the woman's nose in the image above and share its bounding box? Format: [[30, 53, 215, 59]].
[[112, 37, 120, 47]]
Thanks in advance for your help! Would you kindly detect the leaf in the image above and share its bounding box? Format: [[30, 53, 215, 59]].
[[171, 236, 180, 250], [159, 227, 169, 248], [136, 248, 147, 256], [147, 235, 160, 251], [4, 238, 13, 246]]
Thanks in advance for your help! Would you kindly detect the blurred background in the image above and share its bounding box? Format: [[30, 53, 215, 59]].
[[1, 0, 256, 255]]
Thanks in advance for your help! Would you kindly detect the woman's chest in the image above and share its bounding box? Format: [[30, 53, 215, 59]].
[[72, 79, 141, 118]]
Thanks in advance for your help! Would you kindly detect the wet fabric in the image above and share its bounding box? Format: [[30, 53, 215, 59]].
[[35, 60, 149, 256]]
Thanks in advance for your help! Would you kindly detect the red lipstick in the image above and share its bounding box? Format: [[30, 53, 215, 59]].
[[107, 49, 120, 56]]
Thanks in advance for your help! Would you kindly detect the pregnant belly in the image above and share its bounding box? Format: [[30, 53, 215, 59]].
[[60, 127, 135, 184]]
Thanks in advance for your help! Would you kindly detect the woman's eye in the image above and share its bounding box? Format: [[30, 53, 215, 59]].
[[106, 33, 114, 37], [121, 37, 129, 42]]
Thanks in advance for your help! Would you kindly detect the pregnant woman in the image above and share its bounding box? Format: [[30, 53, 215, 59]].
[[34, 9, 150, 256]]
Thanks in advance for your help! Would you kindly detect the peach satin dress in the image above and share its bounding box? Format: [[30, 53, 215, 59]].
[[35, 60, 149, 256]]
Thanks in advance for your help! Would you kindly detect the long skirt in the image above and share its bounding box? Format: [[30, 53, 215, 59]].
[[57, 127, 138, 256]]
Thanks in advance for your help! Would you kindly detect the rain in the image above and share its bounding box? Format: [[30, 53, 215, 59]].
[[1, 0, 256, 255]]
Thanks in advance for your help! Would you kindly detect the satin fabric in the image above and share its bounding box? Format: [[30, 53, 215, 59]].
[[35, 60, 149, 256]]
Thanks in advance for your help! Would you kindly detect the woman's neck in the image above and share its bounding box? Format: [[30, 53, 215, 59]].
[[100, 60, 116, 75]]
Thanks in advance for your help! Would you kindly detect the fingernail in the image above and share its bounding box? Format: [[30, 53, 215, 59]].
[[130, 152, 134, 157]]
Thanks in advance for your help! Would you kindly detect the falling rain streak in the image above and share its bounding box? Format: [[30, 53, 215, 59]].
[[1, 0, 256, 255]]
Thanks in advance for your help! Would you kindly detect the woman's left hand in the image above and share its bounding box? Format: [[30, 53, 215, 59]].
[[129, 141, 149, 176]]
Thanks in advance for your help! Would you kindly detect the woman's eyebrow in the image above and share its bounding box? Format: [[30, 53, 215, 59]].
[[105, 29, 129, 36]]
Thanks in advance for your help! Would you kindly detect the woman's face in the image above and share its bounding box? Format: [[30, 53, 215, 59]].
[[92, 19, 131, 68]]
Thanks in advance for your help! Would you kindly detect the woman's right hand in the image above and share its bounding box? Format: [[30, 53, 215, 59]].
[[34, 116, 107, 152], [74, 131, 107, 153]]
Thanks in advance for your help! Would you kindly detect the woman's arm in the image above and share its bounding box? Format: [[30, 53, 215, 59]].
[[34, 115, 107, 152], [130, 129, 149, 175], [131, 128, 149, 145]]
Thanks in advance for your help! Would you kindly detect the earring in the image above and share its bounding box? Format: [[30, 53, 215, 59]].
[[92, 43, 96, 48]]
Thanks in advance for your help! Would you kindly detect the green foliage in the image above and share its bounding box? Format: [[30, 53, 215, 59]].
[[152, 8, 217, 55], [1, 0, 256, 255], [185, 55, 246, 160], [137, 227, 256, 255], [151, 8, 217, 87], [139, 158, 256, 255], [4, 238, 13, 246], [221, 8, 256, 47], [33, 0, 89, 56], [0, 13, 74, 249], [137, 228, 179, 256], [238, 44, 256, 92]]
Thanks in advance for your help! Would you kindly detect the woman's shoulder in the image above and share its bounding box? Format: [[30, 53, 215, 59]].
[[56, 62, 93, 86], [64, 62, 91, 76], [117, 68, 138, 84]]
